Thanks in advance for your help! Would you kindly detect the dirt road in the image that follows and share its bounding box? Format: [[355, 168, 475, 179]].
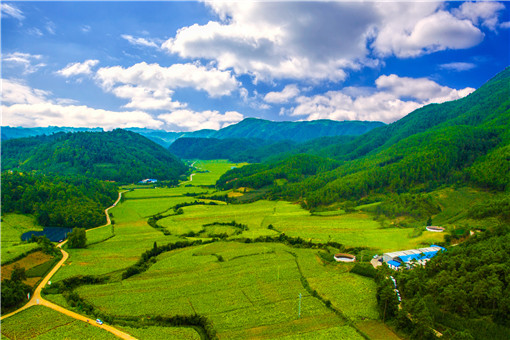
[[1, 192, 136, 340]]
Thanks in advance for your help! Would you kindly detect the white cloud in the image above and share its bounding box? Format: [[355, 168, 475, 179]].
[[290, 75, 475, 123], [439, 62, 476, 72], [1, 79, 162, 130], [3, 52, 46, 74], [81, 25, 91, 33], [162, 2, 495, 82], [27, 27, 43, 37], [2, 103, 163, 130], [112, 85, 185, 111], [95, 62, 239, 110], [1, 3, 24, 21], [46, 21, 56, 35], [373, 4, 484, 58], [57, 60, 100, 77], [121, 34, 160, 49], [158, 110, 244, 131], [454, 1, 505, 31], [264, 84, 300, 104], [2, 79, 50, 105], [163, 2, 378, 82]]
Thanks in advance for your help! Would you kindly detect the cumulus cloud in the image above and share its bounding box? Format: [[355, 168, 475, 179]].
[[158, 110, 244, 131], [57, 60, 100, 77], [264, 84, 300, 104], [121, 34, 160, 49], [2, 79, 50, 105], [1, 3, 24, 21], [439, 62, 476, 72], [290, 75, 475, 123], [1, 79, 162, 130], [112, 85, 185, 111], [373, 4, 484, 58], [454, 1, 505, 31], [163, 2, 378, 82], [3, 52, 46, 74], [95, 62, 239, 110], [162, 2, 497, 82]]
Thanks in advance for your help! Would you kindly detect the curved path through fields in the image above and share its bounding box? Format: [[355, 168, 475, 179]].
[[1, 191, 136, 340]]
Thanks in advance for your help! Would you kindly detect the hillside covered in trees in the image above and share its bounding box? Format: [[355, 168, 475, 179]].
[[1, 172, 118, 229], [1, 129, 188, 184], [217, 67, 510, 208], [377, 225, 510, 339]]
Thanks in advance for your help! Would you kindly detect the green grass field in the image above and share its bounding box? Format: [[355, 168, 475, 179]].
[[13, 160, 412, 339], [1, 213, 42, 264], [76, 242, 354, 338], [186, 160, 248, 186], [0, 305, 118, 339]]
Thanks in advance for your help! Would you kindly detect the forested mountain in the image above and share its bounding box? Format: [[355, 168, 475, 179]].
[[1, 172, 118, 229], [211, 118, 384, 142], [1, 129, 188, 183], [218, 67, 510, 208]]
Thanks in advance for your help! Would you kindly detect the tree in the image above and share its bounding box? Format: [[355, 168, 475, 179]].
[[68, 228, 87, 248], [426, 216, 432, 226]]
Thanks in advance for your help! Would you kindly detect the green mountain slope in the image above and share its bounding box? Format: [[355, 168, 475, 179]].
[[1, 129, 188, 183], [218, 67, 510, 208], [211, 118, 384, 142]]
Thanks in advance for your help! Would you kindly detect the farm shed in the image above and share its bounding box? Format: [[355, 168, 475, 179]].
[[383, 245, 445, 270]]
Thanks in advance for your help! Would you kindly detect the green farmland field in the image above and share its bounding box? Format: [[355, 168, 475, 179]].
[[76, 242, 353, 339], [1, 213, 42, 264], [187, 160, 248, 186], [0, 305, 118, 339], [29, 160, 409, 339]]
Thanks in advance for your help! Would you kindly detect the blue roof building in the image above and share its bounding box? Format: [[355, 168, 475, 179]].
[[383, 245, 445, 270]]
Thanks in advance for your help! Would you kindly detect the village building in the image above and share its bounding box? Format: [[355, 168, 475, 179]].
[[383, 245, 445, 270]]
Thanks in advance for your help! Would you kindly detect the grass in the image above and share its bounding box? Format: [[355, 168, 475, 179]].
[[186, 159, 248, 186], [117, 325, 201, 339], [76, 242, 352, 338], [25, 161, 411, 339], [1, 213, 43, 264], [0, 305, 118, 340]]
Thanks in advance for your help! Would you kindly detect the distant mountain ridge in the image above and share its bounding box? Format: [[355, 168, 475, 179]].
[[2, 119, 385, 148], [1, 129, 188, 183]]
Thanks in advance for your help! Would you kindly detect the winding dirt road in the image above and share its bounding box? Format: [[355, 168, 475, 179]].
[[1, 192, 136, 340]]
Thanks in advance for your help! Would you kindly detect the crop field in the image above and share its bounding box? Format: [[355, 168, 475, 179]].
[[187, 160, 248, 186], [123, 186, 211, 199], [76, 242, 353, 339], [1, 213, 42, 264], [118, 325, 201, 340], [31, 161, 411, 339], [0, 305, 118, 340]]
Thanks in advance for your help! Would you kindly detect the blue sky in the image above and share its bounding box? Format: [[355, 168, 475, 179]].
[[2, 1, 509, 132]]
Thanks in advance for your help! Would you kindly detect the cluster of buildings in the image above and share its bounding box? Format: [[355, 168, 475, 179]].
[[138, 178, 158, 184], [382, 245, 445, 270]]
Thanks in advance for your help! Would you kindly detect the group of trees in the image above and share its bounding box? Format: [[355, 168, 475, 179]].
[[1, 171, 118, 229], [1, 129, 188, 183]]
